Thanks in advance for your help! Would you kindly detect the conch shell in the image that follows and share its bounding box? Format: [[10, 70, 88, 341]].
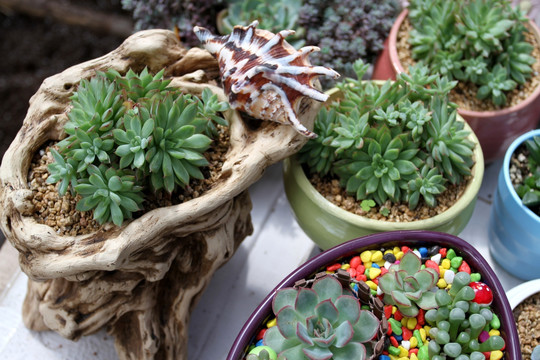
[[194, 21, 339, 138]]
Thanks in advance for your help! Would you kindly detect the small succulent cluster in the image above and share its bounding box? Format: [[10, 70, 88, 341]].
[[121, 0, 225, 47], [220, 0, 305, 49], [408, 0, 536, 106], [298, 60, 475, 211], [262, 272, 386, 360], [47, 68, 229, 226], [515, 136, 540, 213], [297, 0, 400, 85], [424, 272, 505, 357]]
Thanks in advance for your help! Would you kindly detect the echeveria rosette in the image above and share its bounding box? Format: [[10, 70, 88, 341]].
[[46, 148, 79, 196], [516, 136, 540, 209], [407, 165, 447, 210], [106, 67, 172, 103], [74, 165, 144, 226], [477, 64, 517, 106], [264, 276, 380, 360], [145, 94, 212, 193], [70, 128, 115, 173], [194, 87, 230, 137], [113, 111, 154, 169], [378, 251, 439, 317]]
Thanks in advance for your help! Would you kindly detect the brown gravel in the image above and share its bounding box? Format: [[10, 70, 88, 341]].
[[309, 173, 467, 222], [397, 17, 540, 111], [514, 292, 540, 359], [28, 125, 230, 236]]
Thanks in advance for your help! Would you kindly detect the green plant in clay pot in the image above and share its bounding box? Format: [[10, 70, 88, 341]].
[[514, 136, 540, 216], [372, 0, 540, 162], [284, 59, 484, 250]]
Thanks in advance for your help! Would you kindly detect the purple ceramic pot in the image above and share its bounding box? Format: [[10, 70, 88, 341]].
[[227, 230, 520, 360]]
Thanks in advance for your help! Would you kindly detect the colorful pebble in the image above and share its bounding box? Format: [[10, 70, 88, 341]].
[[470, 281, 494, 305]]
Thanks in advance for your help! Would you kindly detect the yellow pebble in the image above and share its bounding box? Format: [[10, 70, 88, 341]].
[[401, 318, 407, 326], [267, 318, 277, 328], [398, 346, 408, 357], [372, 250, 383, 262], [325, 270, 334, 274], [419, 328, 427, 342], [365, 280, 378, 291], [489, 329, 501, 336], [398, 357, 408, 360], [490, 350, 503, 360], [410, 354, 419, 360], [439, 267, 446, 277], [364, 261, 373, 268], [389, 355, 399, 360], [385, 249, 394, 255], [409, 336, 418, 348], [423, 325, 431, 334], [441, 259, 451, 269], [437, 278, 447, 289], [407, 316, 417, 330], [341, 264, 351, 270], [369, 267, 382, 279], [376, 260, 386, 267], [360, 250, 372, 263], [392, 306, 398, 314], [395, 251, 405, 260]]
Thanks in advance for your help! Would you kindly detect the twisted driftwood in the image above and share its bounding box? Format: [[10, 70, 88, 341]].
[[0, 30, 319, 359]]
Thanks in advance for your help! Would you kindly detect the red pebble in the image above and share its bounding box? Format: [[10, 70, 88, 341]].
[[350, 256, 361, 269], [425, 260, 440, 274], [415, 323, 422, 330], [417, 309, 425, 325], [384, 305, 393, 319], [483, 352, 490, 359], [393, 310, 403, 321], [371, 278, 378, 285], [439, 248, 447, 258], [390, 336, 399, 347], [256, 328, 266, 340], [469, 282, 493, 305], [356, 264, 366, 275], [347, 268, 357, 277], [409, 348, 419, 355], [458, 260, 471, 274], [402, 327, 412, 341], [380, 267, 388, 276], [401, 246, 411, 253], [356, 274, 367, 282], [387, 323, 393, 335], [327, 263, 341, 271]]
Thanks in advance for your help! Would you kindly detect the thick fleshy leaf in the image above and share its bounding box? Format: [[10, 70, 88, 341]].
[[108, 176, 123, 192], [110, 201, 123, 226], [381, 174, 396, 197], [76, 196, 100, 212], [335, 295, 360, 325], [352, 310, 379, 342], [404, 276, 420, 292], [276, 306, 298, 339], [334, 321, 354, 348], [303, 346, 333, 360], [296, 322, 314, 346], [378, 273, 397, 294], [415, 268, 438, 290], [416, 291, 438, 310], [312, 276, 343, 303], [391, 290, 412, 307], [400, 251, 421, 275], [172, 159, 189, 185], [405, 289, 423, 301], [332, 342, 366, 360], [183, 134, 212, 150], [399, 304, 419, 317], [395, 160, 417, 175], [295, 288, 318, 317], [264, 327, 300, 353], [315, 299, 339, 325], [365, 176, 379, 195]]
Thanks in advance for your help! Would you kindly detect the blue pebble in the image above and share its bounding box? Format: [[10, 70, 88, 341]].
[[353, 283, 359, 291], [372, 263, 380, 269], [419, 247, 428, 257], [255, 339, 264, 347], [379, 355, 391, 360], [394, 334, 403, 342]]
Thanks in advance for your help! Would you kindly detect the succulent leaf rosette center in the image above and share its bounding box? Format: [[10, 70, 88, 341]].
[[264, 276, 380, 360]]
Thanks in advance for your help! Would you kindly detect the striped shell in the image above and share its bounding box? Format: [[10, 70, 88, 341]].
[[193, 21, 339, 138]]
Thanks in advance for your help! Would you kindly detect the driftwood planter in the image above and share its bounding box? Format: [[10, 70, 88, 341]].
[[0, 30, 319, 359]]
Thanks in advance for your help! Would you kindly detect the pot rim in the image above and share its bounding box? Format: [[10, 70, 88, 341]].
[[285, 86, 484, 231], [502, 128, 540, 221], [506, 278, 540, 310], [388, 9, 540, 118], [227, 230, 519, 360]]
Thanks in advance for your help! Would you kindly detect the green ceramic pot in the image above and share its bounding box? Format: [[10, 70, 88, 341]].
[[283, 88, 485, 250]]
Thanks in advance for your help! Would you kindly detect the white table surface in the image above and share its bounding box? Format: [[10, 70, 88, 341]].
[[0, 158, 526, 359]]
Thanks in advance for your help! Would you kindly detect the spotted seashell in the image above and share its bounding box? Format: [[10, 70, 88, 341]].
[[193, 21, 339, 138]]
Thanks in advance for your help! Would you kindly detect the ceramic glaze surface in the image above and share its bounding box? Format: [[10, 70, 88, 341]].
[[489, 129, 540, 281], [194, 21, 339, 138]]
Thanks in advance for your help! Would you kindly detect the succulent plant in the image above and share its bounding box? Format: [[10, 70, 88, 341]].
[[297, 0, 400, 86], [74, 165, 144, 226], [220, 0, 305, 49], [424, 272, 505, 358], [298, 59, 476, 212], [516, 136, 540, 210], [46, 68, 229, 226], [378, 251, 439, 317], [264, 275, 383, 360], [408, 0, 536, 107]]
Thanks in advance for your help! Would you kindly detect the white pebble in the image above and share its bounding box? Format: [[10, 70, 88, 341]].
[[444, 269, 455, 284], [377, 286, 383, 296], [401, 340, 410, 350], [430, 253, 441, 265], [384, 261, 392, 269], [413, 250, 421, 258]]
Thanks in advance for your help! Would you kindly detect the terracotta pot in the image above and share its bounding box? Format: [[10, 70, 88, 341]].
[[283, 86, 484, 251], [227, 231, 521, 360], [488, 129, 540, 281], [372, 9, 540, 163]]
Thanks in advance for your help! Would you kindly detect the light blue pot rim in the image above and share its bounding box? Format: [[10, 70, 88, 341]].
[[503, 129, 540, 221]]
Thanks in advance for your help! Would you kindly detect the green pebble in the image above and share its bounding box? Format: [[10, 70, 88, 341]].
[[388, 345, 401, 356], [451, 256, 463, 268], [370, 289, 377, 296], [490, 314, 501, 329], [447, 248, 457, 259], [361, 305, 370, 310], [365, 268, 370, 278], [470, 273, 481, 282], [418, 345, 430, 360], [389, 318, 403, 335], [414, 329, 424, 346]]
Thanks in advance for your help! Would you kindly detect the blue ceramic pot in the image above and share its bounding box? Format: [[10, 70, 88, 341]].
[[489, 129, 540, 280]]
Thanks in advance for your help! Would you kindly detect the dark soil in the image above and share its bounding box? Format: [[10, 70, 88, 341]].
[[0, 0, 129, 247]]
